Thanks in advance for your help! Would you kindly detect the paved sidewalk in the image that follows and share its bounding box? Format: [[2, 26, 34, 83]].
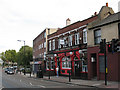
[[18, 72, 120, 89]]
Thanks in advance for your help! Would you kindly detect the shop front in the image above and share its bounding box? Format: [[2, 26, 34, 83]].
[[54, 49, 88, 79]]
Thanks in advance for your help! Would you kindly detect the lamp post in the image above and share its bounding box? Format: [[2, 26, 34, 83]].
[[17, 40, 26, 75]]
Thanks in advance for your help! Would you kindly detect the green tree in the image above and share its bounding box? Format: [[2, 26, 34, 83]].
[[5, 50, 17, 63], [0, 52, 6, 62], [17, 45, 33, 67]]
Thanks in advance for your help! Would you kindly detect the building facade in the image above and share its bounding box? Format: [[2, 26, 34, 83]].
[[46, 16, 98, 79], [33, 28, 58, 73], [87, 4, 120, 81]]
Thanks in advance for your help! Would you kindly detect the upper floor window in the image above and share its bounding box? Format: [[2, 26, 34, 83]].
[[68, 35, 72, 46], [44, 42, 46, 48], [49, 40, 51, 51], [94, 29, 101, 45], [52, 39, 55, 50], [44, 32, 46, 38], [83, 28, 87, 44], [75, 33, 79, 45], [58, 38, 62, 48]]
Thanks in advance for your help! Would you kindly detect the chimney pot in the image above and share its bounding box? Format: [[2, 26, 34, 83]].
[[106, 2, 108, 7], [94, 12, 97, 16]]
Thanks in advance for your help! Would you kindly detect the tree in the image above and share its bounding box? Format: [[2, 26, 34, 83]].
[[5, 50, 17, 63], [17, 45, 33, 67]]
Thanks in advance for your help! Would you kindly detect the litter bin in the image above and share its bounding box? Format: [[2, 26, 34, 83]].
[[37, 70, 43, 78]]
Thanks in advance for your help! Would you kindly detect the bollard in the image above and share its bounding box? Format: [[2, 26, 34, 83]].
[[69, 70, 71, 82], [48, 70, 50, 79], [30, 71, 31, 77]]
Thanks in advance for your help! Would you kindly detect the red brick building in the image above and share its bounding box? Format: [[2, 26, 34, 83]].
[[46, 16, 97, 78]]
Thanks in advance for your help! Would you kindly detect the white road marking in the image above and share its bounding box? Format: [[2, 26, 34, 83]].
[[30, 82, 32, 86], [20, 80, 21, 82], [29, 82, 45, 88]]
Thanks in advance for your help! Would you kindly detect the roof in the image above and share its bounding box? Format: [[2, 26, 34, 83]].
[[89, 12, 120, 30]]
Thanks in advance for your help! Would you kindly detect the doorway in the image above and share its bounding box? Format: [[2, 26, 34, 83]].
[[91, 53, 97, 78]]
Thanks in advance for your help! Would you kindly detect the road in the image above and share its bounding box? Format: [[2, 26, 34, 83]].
[[2, 70, 95, 89]]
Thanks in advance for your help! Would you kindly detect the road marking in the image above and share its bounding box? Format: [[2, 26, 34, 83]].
[[29, 83, 45, 88], [30, 82, 32, 86], [20, 80, 21, 82]]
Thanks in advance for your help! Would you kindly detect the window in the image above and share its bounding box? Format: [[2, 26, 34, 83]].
[[42, 43, 43, 48], [44, 42, 46, 48], [75, 33, 79, 45], [52, 39, 55, 50], [58, 38, 62, 48], [62, 57, 71, 69], [46, 60, 54, 70], [83, 28, 87, 44], [82, 61, 88, 72], [63, 37, 67, 47], [94, 29, 101, 44], [44, 52, 46, 60], [49, 40, 51, 51], [44, 32, 46, 38], [68, 35, 72, 46]]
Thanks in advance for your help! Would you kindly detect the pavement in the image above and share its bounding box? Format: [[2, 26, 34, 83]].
[[18, 72, 120, 89]]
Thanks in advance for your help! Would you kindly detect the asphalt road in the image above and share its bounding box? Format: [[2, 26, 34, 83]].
[[2, 70, 95, 89]]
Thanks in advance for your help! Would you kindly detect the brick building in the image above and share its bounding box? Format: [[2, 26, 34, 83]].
[[33, 28, 58, 73], [46, 15, 97, 79]]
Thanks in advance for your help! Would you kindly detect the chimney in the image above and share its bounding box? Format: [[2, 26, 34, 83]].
[[66, 18, 71, 26], [94, 12, 97, 16], [106, 2, 108, 7]]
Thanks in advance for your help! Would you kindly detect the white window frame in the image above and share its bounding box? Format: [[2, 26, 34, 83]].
[[83, 28, 87, 44], [75, 33, 79, 45]]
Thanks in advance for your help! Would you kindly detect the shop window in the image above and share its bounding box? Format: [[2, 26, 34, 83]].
[[46, 60, 54, 70], [62, 57, 71, 69]]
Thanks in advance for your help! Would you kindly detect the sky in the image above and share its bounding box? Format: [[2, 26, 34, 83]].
[[0, 0, 120, 53]]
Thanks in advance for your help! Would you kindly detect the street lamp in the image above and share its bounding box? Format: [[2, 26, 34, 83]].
[[17, 40, 26, 75]]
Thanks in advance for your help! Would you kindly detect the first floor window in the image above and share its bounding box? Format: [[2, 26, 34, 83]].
[[49, 40, 51, 51], [75, 33, 79, 45], [94, 29, 101, 45], [52, 39, 55, 50]]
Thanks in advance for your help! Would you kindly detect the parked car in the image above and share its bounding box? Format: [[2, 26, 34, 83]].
[[4, 68, 9, 73], [7, 69, 14, 74]]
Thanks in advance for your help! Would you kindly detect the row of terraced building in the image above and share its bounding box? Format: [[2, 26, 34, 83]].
[[32, 3, 120, 81]]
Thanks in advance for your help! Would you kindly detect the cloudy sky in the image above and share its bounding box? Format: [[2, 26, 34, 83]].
[[0, 0, 119, 53]]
